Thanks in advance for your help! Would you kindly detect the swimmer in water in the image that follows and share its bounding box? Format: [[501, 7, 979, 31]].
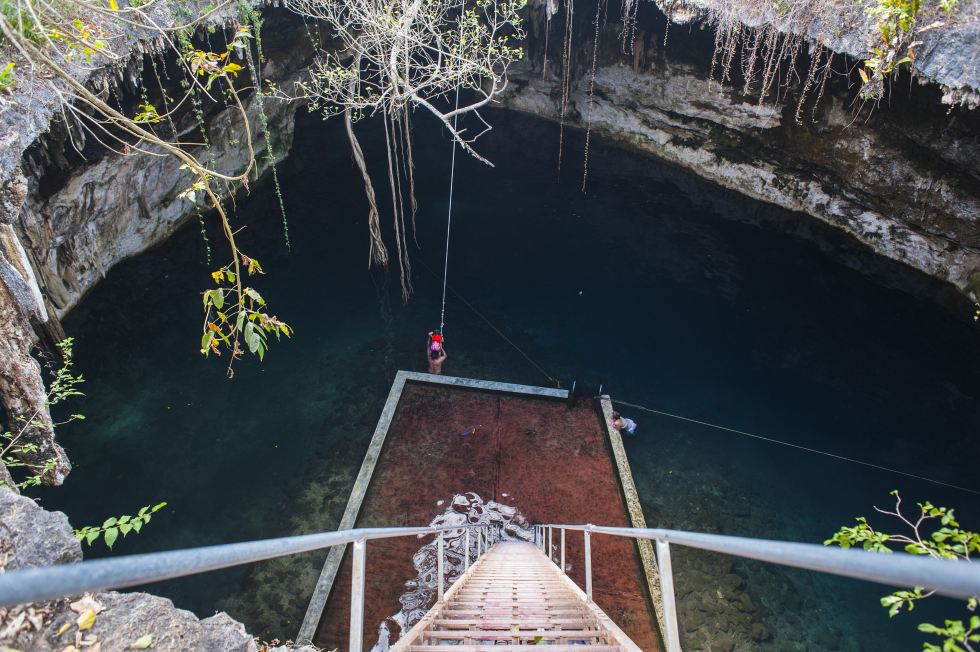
[[427, 332, 447, 375], [611, 412, 637, 437]]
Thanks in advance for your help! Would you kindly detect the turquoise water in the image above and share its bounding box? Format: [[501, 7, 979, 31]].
[[36, 107, 980, 650]]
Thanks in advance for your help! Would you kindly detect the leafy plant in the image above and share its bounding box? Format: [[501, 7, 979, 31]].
[[74, 503, 167, 549], [857, 0, 957, 100], [0, 60, 15, 92], [0, 0, 290, 376], [826, 491, 979, 651], [0, 339, 84, 490], [201, 256, 292, 364], [0, 0, 41, 43]]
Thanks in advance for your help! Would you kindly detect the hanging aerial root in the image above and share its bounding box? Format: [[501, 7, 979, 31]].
[[345, 109, 388, 268]]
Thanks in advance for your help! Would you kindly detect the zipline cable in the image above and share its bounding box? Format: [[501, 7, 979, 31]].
[[611, 398, 979, 495]]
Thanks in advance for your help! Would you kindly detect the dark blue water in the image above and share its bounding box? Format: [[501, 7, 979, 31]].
[[37, 107, 980, 650]]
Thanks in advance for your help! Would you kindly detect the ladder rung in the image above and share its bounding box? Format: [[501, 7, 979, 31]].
[[421, 630, 599, 639]]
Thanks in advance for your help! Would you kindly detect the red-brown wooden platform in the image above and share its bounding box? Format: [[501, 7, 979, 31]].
[[311, 380, 661, 651]]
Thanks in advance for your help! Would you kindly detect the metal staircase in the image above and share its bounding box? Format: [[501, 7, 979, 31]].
[[392, 540, 641, 651]]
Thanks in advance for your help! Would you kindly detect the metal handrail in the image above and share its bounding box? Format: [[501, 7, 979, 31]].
[[535, 524, 980, 652], [0, 522, 504, 651], [5, 519, 977, 652]]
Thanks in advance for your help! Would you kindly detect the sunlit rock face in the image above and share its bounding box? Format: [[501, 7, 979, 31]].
[[502, 15, 980, 297], [14, 12, 313, 317], [19, 85, 299, 316]]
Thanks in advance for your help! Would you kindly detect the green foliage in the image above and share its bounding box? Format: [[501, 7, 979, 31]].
[[74, 503, 167, 549], [921, 617, 980, 652], [0, 0, 41, 43], [201, 257, 292, 365], [857, 0, 958, 99], [826, 491, 979, 650], [0, 61, 16, 92], [184, 25, 250, 90], [1, 339, 84, 491]]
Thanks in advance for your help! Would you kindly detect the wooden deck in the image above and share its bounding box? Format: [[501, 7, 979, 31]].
[[392, 540, 642, 651]]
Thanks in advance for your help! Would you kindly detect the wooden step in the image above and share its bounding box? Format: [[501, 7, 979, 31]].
[[390, 540, 642, 652], [407, 647, 623, 652]]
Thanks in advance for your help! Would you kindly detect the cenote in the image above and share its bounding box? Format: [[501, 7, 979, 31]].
[[34, 104, 980, 651]]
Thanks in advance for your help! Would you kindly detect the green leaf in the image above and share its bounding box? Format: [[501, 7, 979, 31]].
[[86, 531, 100, 545], [153, 503, 167, 511], [130, 634, 154, 649], [119, 523, 133, 536], [132, 519, 143, 533], [103, 517, 118, 528], [211, 288, 224, 309], [245, 288, 265, 305], [118, 515, 131, 524], [104, 527, 119, 549], [138, 506, 149, 516], [244, 321, 255, 350]]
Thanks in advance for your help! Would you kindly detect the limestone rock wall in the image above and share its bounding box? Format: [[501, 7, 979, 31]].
[[19, 83, 300, 316], [502, 23, 980, 295]]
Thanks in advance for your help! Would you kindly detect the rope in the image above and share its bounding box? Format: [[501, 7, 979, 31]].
[[610, 399, 979, 495], [412, 253, 562, 389], [440, 86, 460, 336], [319, 173, 562, 388]]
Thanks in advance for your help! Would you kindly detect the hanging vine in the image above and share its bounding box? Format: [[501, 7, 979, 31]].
[[238, 3, 290, 251], [0, 0, 291, 375], [282, 0, 526, 301]]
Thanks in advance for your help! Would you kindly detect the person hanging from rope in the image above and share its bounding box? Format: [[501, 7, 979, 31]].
[[427, 331, 448, 375], [611, 412, 637, 437]]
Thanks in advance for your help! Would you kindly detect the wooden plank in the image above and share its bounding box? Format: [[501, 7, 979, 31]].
[[297, 371, 410, 644], [600, 394, 666, 643], [400, 371, 567, 399]]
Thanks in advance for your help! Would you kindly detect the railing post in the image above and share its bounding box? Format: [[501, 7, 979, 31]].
[[465, 527, 471, 572], [548, 526, 553, 562], [560, 528, 566, 573], [584, 529, 593, 601], [655, 539, 682, 652], [437, 531, 445, 603], [349, 538, 367, 652]]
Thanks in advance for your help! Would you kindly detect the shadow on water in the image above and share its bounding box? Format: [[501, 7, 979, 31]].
[[35, 105, 980, 650]]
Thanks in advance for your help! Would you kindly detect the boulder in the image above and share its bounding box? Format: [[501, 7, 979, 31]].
[[0, 486, 81, 570], [0, 488, 258, 652], [710, 633, 735, 652]]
